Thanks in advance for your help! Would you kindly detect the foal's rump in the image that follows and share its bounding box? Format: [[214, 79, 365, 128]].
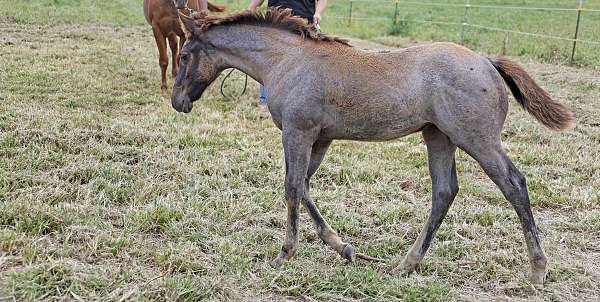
[[410, 43, 573, 138]]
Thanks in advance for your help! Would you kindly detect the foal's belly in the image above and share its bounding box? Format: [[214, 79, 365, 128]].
[[321, 107, 427, 141]]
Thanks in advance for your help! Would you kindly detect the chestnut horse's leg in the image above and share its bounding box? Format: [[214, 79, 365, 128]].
[[178, 34, 186, 67], [167, 33, 179, 78], [392, 125, 458, 275], [150, 22, 168, 94], [302, 139, 355, 260], [461, 141, 547, 285], [270, 127, 315, 268]]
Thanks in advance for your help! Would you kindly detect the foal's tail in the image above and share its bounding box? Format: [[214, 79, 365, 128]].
[[207, 1, 226, 12], [488, 57, 574, 131]]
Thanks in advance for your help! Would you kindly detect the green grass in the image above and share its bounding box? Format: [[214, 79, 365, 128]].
[[215, 0, 600, 66], [1, 1, 600, 301], [2, 0, 600, 65], [0, 0, 145, 26], [322, 0, 600, 66]]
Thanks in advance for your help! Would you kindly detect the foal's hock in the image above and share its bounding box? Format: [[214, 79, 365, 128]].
[[170, 9, 574, 286]]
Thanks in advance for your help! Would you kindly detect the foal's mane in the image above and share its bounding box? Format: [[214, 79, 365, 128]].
[[184, 8, 351, 46]]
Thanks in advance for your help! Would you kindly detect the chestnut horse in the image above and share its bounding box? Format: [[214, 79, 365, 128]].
[[171, 9, 574, 286], [143, 0, 225, 93]]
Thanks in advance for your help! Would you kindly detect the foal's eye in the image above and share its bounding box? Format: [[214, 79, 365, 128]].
[[180, 53, 188, 62]]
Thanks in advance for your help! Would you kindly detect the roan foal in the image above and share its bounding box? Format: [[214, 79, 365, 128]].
[[143, 0, 224, 93], [170, 9, 574, 286]]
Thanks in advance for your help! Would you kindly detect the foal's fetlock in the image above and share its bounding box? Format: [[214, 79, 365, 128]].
[[270, 257, 284, 269], [391, 256, 419, 276], [319, 230, 354, 262], [270, 245, 297, 269]]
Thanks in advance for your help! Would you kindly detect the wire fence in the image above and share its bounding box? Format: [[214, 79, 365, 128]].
[[326, 0, 600, 65]]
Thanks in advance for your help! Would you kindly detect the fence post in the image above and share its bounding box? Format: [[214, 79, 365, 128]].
[[460, 0, 470, 45], [348, 0, 353, 26], [570, 0, 583, 65], [394, 1, 399, 25], [501, 32, 509, 55]]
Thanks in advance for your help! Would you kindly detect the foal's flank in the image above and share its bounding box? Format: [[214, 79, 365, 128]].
[[171, 8, 573, 286]]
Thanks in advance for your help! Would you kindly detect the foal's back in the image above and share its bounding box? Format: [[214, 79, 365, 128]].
[[305, 42, 505, 142]]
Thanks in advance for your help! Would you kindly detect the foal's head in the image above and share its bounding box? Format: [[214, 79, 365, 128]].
[[171, 16, 227, 113], [171, 9, 350, 113]]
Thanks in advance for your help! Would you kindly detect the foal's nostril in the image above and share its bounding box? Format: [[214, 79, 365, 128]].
[[171, 94, 192, 113]]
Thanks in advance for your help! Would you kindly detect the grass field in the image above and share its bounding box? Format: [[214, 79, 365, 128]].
[[2, 0, 600, 65], [1, 1, 600, 301], [218, 0, 600, 66], [322, 0, 600, 67]]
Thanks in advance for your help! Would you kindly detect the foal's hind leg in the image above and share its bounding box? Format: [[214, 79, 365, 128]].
[[462, 143, 547, 285], [302, 139, 354, 261], [392, 125, 458, 275]]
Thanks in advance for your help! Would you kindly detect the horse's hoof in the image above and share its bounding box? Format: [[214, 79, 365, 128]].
[[270, 257, 284, 269], [531, 270, 546, 288], [390, 260, 417, 276], [341, 244, 355, 262]]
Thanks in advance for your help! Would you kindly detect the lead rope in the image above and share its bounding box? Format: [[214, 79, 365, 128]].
[[220, 69, 248, 101]]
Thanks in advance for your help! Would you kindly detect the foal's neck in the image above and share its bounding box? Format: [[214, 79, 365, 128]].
[[206, 25, 311, 85]]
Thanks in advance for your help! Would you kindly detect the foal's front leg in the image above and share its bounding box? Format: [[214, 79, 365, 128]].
[[270, 128, 313, 268]]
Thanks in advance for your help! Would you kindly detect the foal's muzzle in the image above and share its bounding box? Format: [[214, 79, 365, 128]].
[[171, 88, 193, 113]]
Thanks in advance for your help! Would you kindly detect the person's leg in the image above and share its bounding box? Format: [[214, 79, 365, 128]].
[[259, 84, 267, 106]]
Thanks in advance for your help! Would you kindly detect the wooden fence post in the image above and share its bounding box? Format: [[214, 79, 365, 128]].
[[348, 0, 353, 26], [460, 0, 470, 45], [501, 32, 509, 55], [570, 0, 583, 64], [394, 1, 399, 25]]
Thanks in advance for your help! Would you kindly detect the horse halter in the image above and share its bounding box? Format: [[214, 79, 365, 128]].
[[175, 1, 196, 16]]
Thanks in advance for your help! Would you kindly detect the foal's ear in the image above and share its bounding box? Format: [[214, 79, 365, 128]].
[[179, 13, 197, 34]]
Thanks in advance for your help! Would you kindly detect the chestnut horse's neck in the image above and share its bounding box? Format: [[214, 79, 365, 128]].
[[204, 24, 328, 85]]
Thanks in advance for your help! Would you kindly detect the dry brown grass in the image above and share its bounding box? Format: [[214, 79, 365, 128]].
[[0, 18, 599, 302]]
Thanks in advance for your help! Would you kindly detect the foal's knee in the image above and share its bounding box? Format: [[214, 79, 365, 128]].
[[285, 181, 304, 203]]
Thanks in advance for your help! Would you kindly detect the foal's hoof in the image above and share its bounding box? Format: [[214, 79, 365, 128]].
[[390, 260, 417, 276], [341, 244, 355, 262], [270, 257, 284, 269], [531, 270, 546, 289]]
